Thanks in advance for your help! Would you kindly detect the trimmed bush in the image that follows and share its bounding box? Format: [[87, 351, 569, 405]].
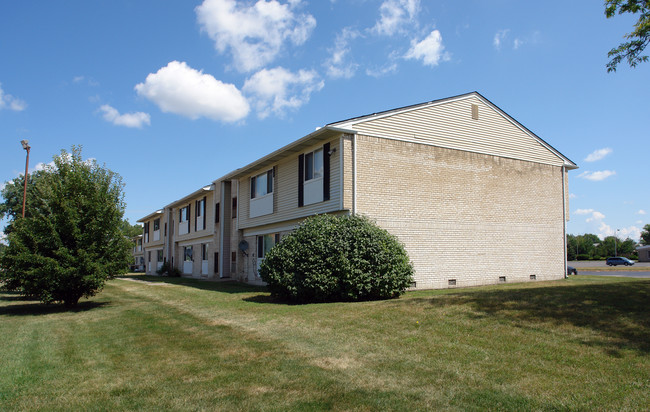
[[259, 214, 414, 303]]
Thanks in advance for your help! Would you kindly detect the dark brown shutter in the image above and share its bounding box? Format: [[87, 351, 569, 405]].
[[298, 154, 304, 207], [187, 204, 191, 233], [194, 201, 198, 232], [215, 203, 220, 223], [323, 143, 330, 201], [267, 169, 273, 194], [257, 236, 263, 257], [250, 176, 256, 199]]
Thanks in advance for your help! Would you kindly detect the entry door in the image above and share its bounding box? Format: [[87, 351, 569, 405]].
[[183, 246, 193, 275], [201, 244, 209, 276]]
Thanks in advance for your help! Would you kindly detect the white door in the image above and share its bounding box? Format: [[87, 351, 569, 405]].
[[183, 246, 193, 275], [202, 261, 209, 275], [183, 261, 193, 275]]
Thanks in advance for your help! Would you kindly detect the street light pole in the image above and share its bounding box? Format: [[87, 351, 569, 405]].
[[614, 229, 619, 257], [21, 140, 30, 218]]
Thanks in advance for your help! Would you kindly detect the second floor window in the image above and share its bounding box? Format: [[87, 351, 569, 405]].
[[251, 170, 273, 199], [153, 218, 160, 232], [304, 149, 323, 181]]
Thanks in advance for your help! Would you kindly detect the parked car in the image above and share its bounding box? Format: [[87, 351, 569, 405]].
[[567, 266, 578, 275], [606, 257, 635, 266]]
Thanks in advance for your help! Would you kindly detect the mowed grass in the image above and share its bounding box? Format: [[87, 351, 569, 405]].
[[1, 275, 649, 411]]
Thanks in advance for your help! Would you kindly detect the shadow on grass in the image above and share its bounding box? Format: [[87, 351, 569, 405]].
[[118, 274, 267, 294], [0, 299, 109, 317], [416, 280, 650, 354]]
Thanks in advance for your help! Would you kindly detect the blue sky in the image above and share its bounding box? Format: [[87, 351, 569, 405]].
[[1, 0, 648, 242]]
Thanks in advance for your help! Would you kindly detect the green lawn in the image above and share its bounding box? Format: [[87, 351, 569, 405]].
[[1, 275, 649, 411]]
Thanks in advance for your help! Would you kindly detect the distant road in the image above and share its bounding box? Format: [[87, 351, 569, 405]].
[[568, 261, 650, 269], [568, 260, 650, 278], [575, 271, 650, 278]]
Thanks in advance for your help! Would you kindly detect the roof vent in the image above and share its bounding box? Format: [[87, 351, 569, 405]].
[[471, 104, 479, 120]]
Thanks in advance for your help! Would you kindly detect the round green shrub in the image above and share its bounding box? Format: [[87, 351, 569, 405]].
[[259, 214, 414, 303]]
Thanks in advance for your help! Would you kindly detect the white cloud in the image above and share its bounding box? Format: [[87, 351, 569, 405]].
[[99, 105, 151, 129], [196, 0, 316, 72], [135, 61, 250, 123], [0, 230, 6, 245], [586, 211, 605, 222], [404, 30, 449, 67], [598, 223, 641, 241], [72, 76, 99, 86], [569, 193, 577, 199], [0, 182, 5, 192], [575, 208, 606, 223], [574, 208, 595, 215], [493, 29, 509, 50], [637, 209, 647, 215], [0, 83, 27, 111], [325, 27, 361, 79], [584, 147, 612, 162], [577, 170, 616, 181], [29, 161, 56, 174], [513, 38, 523, 50], [372, 0, 420, 36], [243, 67, 324, 119], [366, 63, 398, 78]]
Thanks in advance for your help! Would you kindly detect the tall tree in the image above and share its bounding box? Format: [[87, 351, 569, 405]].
[[0, 170, 48, 224], [0, 146, 131, 307], [119, 219, 143, 238], [640, 224, 650, 245], [605, 0, 650, 72]]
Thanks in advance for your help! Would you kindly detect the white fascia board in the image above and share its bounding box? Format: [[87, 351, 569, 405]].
[[137, 209, 164, 223], [165, 184, 214, 209]]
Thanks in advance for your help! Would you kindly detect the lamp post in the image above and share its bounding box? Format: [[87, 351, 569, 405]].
[[614, 229, 620, 257], [21, 139, 30, 218]]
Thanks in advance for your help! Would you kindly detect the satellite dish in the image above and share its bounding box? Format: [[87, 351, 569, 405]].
[[238, 240, 249, 252]]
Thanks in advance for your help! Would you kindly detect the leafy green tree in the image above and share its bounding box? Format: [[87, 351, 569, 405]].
[[605, 0, 650, 72], [0, 146, 131, 307], [119, 219, 143, 238], [640, 224, 650, 245], [0, 170, 48, 224], [260, 214, 414, 303]]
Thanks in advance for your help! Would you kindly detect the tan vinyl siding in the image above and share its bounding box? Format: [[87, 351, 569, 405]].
[[238, 138, 342, 229], [350, 96, 565, 167], [173, 191, 214, 243], [142, 215, 166, 248]]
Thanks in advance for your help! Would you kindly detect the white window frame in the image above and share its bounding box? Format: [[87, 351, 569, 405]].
[[304, 149, 323, 182], [251, 169, 273, 199]]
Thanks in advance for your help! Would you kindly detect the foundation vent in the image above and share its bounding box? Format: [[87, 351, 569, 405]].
[[498, 276, 506, 283], [530, 275, 537, 280], [448, 279, 457, 286]]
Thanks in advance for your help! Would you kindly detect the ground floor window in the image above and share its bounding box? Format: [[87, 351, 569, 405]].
[[157, 250, 163, 262], [184, 246, 193, 262], [201, 244, 208, 260], [257, 233, 281, 259]]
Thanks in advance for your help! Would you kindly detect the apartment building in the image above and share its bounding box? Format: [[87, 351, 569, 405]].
[[138, 92, 577, 289]]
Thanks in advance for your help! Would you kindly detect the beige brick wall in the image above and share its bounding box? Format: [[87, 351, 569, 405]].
[[354, 134, 566, 289]]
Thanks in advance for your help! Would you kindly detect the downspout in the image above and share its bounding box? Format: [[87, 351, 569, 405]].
[[562, 166, 567, 279], [352, 133, 357, 215], [219, 181, 226, 278]]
